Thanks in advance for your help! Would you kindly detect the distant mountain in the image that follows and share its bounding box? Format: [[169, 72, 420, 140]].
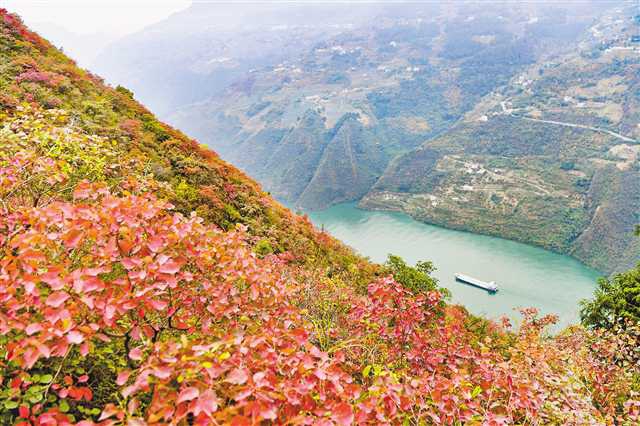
[[92, 2, 407, 117], [166, 3, 596, 193], [361, 4, 640, 274], [167, 1, 637, 273], [96, 1, 638, 273]]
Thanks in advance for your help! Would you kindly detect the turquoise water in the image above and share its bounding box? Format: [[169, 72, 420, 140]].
[[307, 203, 602, 329]]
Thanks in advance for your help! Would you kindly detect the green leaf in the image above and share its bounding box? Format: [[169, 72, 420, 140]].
[[4, 400, 18, 409], [28, 393, 43, 404], [39, 374, 54, 384], [471, 386, 482, 398], [59, 399, 70, 413], [362, 365, 372, 378]]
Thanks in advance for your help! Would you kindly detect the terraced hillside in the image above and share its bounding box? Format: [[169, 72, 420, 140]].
[[362, 4, 640, 274], [170, 1, 606, 209]]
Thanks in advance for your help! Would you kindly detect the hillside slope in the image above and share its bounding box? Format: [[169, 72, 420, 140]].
[[1, 9, 639, 425], [169, 1, 638, 274], [0, 7, 377, 287], [169, 1, 606, 210], [362, 5, 640, 274]]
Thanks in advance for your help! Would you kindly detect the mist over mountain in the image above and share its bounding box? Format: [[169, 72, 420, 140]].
[[26, 22, 115, 68], [92, 1, 418, 116], [94, 0, 639, 275]]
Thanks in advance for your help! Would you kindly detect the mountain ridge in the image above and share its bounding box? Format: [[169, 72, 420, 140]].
[[163, 1, 639, 274]]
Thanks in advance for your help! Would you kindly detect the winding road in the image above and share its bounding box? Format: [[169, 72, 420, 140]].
[[499, 101, 638, 143]]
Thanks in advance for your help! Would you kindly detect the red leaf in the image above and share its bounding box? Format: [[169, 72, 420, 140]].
[[116, 370, 131, 386], [148, 299, 168, 310], [66, 330, 84, 344], [80, 342, 90, 356], [159, 259, 181, 274], [177, 387, 199, 404], [98, 403, 120, 421], [25, 323, 42, 335], [194, 389, 218, 417], [331, 403, 354, 426], [147, 236, 164, 253], [62, 228, 83, 249], [226, 368, 248, 385], [230, 416, 251, 426], [128, 347, 143, 361], [23, 347, 40, 369], [18, 405, 29, 419], [45, 291, 69, 308]]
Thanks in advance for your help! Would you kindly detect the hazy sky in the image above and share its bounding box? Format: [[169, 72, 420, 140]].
[[4, 0, 192, 36]]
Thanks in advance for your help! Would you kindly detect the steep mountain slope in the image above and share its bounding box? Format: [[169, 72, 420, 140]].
[[168, 1, 638, 274], [0, 6, 375, 284], [1, 10, 640, 425], [169, 1, 609, 211], [362, 4, 640, 274]]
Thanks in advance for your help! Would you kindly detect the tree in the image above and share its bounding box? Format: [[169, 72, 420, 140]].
[[580, 264, 640, 329], [383, 254, 449, 298]]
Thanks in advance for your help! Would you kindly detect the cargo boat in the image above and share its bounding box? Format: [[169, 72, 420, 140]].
[[454, 273, 498, 293]]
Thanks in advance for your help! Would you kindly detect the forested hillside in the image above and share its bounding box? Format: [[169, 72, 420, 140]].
[[171, 1, 596, 209], [1, 9, 639, 425]]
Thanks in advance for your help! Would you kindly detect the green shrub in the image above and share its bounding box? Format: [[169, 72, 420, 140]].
[[254, 239, 274, 257], [580, 263, 640, 329], [383, 254, 450, 298]]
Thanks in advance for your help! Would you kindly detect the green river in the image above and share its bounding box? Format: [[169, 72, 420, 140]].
[[307, 203, 602, 329]]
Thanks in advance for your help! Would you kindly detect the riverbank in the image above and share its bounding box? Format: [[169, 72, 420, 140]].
[[308, 202, 601, 329]]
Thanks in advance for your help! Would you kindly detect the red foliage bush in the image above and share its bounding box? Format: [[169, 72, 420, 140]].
[[1, 175, 637, 424], [1, 9, 49, 51], [119, 119, 142, 138], [16, 70, 64, 88]]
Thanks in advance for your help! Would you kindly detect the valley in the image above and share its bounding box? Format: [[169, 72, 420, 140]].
[[137, 1, 639, 274], [309, 203, 600, 329], [361, 5, 640, 274]]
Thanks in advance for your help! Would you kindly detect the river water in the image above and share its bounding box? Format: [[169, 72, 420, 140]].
[[307, 203, 601, 329]]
